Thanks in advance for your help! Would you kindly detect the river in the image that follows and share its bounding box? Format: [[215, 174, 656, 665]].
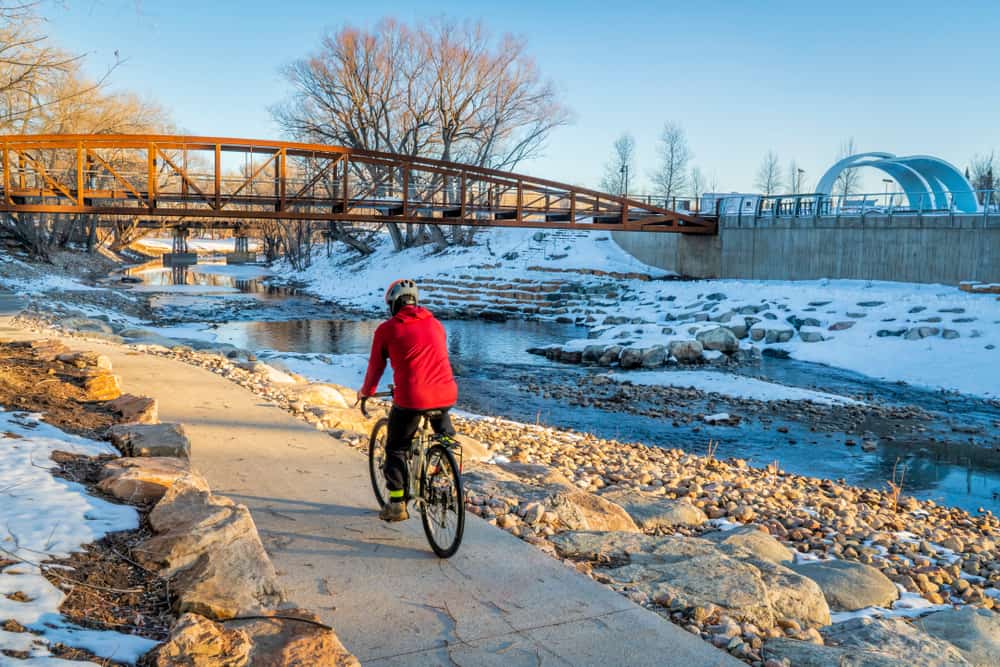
[[128, 261, 1000, 514]]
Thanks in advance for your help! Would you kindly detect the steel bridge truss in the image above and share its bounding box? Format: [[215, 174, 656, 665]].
[[0, 134, 714, 234]]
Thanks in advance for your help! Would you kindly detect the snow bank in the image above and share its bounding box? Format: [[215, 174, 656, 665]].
[[272, 228, 668, 309], [0, 409, 158, 662]]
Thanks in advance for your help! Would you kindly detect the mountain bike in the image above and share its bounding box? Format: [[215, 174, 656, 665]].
[[360, 389, 465, 558]]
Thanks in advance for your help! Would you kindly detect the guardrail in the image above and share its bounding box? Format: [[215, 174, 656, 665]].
[[707, 190, 1000, 221]]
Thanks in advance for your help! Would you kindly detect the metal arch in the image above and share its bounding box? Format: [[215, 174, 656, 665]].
[[893, 155, 979, 213], [867, 159, 938, 209], [816, 151, 980, 213], [815, 152, 896, 194], [0, 133, 716, 235]]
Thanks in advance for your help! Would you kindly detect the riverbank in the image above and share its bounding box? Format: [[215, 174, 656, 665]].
[[272, 229, 1000, 399], [20, 307, 1000, 666]]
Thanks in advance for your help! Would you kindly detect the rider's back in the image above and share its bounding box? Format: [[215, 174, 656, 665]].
[[364, 305, 457, 410]]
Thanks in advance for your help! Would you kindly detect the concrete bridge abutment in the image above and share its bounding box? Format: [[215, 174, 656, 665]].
[[613, 214, 1000, 284]]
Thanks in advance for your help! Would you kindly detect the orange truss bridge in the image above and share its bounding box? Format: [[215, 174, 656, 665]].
[[0, 134, 715, 234]]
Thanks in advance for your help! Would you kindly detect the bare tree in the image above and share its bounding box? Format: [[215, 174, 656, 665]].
[[273, 18, 571, 252], [755, 150, 782, 196], [787, 160, 805, 194], [968, 152, 995, 203], [833, 138, 861, 199], [650, 122, 691, 202], [599, 133, 635, 195], [689, 166, 704, 210]]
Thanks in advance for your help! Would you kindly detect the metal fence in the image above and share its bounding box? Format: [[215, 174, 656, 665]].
[[623, 189, 1000, 220]]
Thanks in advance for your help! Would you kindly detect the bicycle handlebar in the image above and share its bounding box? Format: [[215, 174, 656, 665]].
[[358, 388, 393, 418]]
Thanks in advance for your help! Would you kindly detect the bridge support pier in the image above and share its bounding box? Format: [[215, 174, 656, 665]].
[[163, 227, 197, 267], [226, 233, 256, 264]]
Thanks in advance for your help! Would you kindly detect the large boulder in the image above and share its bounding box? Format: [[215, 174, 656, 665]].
[[581, 345, 605, 364], [107, 394, 159, 424], [789, 559, 898, 611], [704, 525, 793, 564], [108, 422, 192, 458], [824, 617, 969, 666], [640, 346, 667, 368], [146, 612, 252, 666], [764, 638, 908, 666], [312, 407, 376, 435], [695, 327, 739, 354], [286, 383, 352, 409], [916, 606, 1000, 667], [82, 372, 123, 401], [618, 348, 643, 370], [601, 490, 707, 530], [463, 463, 574, 505], [597, 345, 622, 366], [231, 609, 360, 667], [137, 481, 284, 619], [57, 350, 112, 370], [545, 490, 639, 532], [550, 532, 828, 628], [98, 458, 208, 505], [668, 340, 703, 364], [764, 327, 795, 344]]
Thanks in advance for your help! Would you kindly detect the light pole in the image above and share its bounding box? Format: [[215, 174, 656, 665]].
[[882, 178, 893, 207], [796, 168, 805, 194], [620, 164, 629, 199]]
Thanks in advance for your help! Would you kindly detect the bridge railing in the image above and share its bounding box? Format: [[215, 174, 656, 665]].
[[709, 189, 1000, 222]]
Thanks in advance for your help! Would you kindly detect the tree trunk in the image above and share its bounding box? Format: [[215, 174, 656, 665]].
[[428, 224, 448, 250], [386, 222, 405, 251]]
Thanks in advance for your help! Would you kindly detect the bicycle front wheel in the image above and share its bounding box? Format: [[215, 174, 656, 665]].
[[368, 418, 390, 507], [420, 444, 465, 558]]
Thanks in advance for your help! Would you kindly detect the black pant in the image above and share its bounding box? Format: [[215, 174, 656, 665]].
[[385, 405, 455, 494]]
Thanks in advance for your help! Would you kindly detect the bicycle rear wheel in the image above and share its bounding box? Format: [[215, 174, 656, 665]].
[[368, 418, 390, 507], [420, 444, 465, 558]]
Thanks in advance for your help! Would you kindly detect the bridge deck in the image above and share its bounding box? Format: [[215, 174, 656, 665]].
[[0, 134, 715, 234]]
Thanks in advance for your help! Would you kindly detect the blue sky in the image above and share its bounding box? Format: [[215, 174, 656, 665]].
[[41, 0, 1000, 194]]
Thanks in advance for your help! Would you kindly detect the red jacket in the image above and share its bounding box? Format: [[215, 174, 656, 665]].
[[360, 305, 458, 410]]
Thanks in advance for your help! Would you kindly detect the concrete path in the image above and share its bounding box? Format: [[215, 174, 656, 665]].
[[0, 301, 739, 666]]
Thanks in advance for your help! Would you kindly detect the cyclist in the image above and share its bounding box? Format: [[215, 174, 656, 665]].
[[359, 279, 458, 522]]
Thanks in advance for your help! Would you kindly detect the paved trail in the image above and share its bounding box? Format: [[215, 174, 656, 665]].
[[1, 298, 738, 666]]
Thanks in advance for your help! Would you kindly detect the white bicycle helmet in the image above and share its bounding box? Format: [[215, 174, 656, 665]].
[[385, 279, 419, 314]]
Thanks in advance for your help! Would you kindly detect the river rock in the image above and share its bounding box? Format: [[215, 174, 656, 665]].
[[454, 434, 489, 461], [286, 383, 351, 409], [581, 345, 605, 364], [107, 394, 159, 424], [798, 328, 826, 343], [640, 345, 667, 368], [695, 327, 739, 354], [915, 606, 1000, 666], [600, 490, 707, 529], [749, 326, 765, 342], [146, 612, 253, 666], [618, 348, 643, 370], [728, 323, 749, 339], [668, 340, 703, 364], [545, 491, 639, 532], [98, 458, 208, 505], [765, 327, 795, 344], [559, 348, 583, 364], [597, 345, 622, 366], [942, 329, 960, 340], [231, 609, 360, 667], [108, 422, 191, 458], [789, 559, 898, 611], [828, 321, 856, 331], [704, 525, 793, 564], [905, 326, 940, 340]]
